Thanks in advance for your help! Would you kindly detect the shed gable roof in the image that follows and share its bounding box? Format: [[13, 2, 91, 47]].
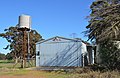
[[36, 36, 82, 44]]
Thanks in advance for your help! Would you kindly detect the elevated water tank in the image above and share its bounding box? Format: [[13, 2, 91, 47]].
[[18, 14, 31, 29]]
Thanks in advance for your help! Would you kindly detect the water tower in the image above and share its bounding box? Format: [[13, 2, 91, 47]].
[[18, 14, 31, 68], [18, 14, 31, 30]]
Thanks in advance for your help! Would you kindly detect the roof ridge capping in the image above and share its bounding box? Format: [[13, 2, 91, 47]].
[[36, 36, 89, 44]]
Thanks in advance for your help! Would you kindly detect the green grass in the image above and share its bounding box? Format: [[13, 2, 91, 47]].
[[0, 69, 28, 76], [0, 60, 120, 78], [0, 69, 70, 78], [0, 60, 35, 69], [0, 69, 119, 78], [0, 60, 70, 78], [0, 60, 21, 69], [0, 60, 14, 63]]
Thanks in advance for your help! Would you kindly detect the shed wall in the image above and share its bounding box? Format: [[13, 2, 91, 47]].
[[36, 38, 87, 67]]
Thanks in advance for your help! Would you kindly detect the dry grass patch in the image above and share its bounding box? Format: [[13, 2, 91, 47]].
[[67, 68, 120, 78]]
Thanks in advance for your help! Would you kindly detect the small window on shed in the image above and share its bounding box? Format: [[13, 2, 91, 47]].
[[36, 51, 40, 56]]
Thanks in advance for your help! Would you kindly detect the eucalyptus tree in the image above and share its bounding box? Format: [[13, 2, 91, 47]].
[[86, 0, 120, 69], [0, 26, 42, 60], [86, 0, 120, 42]]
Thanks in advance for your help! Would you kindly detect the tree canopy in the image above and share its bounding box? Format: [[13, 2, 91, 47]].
[[0, 53, 6, 60], [85, 0, 120, 70], [0, 26, 42, 58], [86, 0, 120, 43]]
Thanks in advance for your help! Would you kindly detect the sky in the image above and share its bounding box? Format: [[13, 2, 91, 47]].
[[0, 0, 94, 54]]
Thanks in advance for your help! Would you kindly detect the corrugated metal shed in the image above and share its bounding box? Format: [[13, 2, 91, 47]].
[[36, 36, 88, 67]]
